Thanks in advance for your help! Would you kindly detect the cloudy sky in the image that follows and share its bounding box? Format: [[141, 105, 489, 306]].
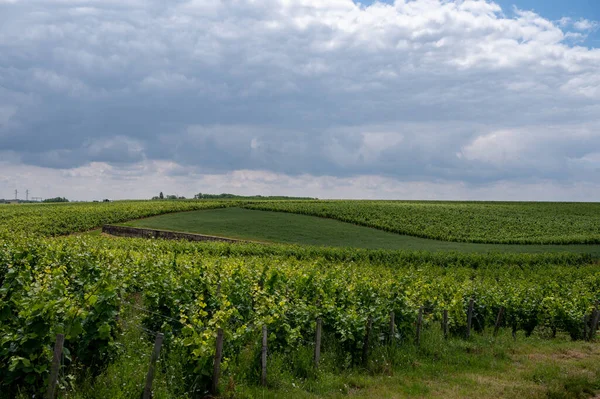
[[0, 0, 599, 201]]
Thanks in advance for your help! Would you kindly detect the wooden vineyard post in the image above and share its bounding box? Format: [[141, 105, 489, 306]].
[[589, 302, 600, 341], [362, 316, 372, 367], [47, 333, 65, 399], [443, 310, 449, 340], [416, 307, 423, 346], [493, 307, 505, 337], [261, 325, 267, 387], [314, 318, 322, 368], [466, 298, 474, 339], [585, 312, 593, 342], [210, 329, 224, 395], [389, 311, 396, 344], [143, 332, 164, 399], [442, 309, 448, 339]]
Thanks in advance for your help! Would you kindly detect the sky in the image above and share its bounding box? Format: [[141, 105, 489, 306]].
[[0, 0, 599, 201]]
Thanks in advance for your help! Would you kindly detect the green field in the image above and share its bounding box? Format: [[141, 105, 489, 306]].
[[120, 207, 600, 255], [243, 200, 600, 244]]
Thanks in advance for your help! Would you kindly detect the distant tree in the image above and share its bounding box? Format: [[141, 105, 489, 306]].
[[43, 197, 69, 203], [159, 192, 164, 200], [192, 192, 316, 200], [166, 195, 178, 200]]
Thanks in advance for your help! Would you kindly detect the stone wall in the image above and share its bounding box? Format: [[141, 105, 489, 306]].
[[102, 224, 244, 243]]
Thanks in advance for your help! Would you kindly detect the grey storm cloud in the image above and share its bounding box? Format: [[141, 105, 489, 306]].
[[0, 0, 599, 185]]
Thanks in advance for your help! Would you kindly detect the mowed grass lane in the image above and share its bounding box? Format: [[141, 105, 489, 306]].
[[119, 207, 600, 255]]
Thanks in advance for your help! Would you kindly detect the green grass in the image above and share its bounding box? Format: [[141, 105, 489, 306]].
[[79, 229, 102, 236], [242, 200, 600, 244], [120, 207, 600, 255], [213, 331, 600, 398], [55, 309, 600, 399]]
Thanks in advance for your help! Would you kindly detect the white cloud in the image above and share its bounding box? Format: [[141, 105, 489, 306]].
[[557, 17, 572, 28], [561, 73, 600, 98], [573, 19, 599, 32], [0, 0, 599, 199], [459, 129, 528, 166]]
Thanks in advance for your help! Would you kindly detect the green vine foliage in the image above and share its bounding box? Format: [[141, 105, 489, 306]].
[[241, 200, 600, 244], [2, 235, 599, 395]]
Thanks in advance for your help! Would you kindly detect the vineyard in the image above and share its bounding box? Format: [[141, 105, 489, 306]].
[[3, 200, 600, 244], [242, 200, 600, 244], [119, 207, 600, 255], [1, 201, 600, 398], [0, 200, 230, 238]]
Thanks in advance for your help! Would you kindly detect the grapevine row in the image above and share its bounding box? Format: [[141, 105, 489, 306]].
[[1, 235, 599, 395], [241, 200, 600, 244]]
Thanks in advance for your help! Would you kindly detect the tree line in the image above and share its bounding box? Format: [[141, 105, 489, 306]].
[[151, 192, 316, 200]]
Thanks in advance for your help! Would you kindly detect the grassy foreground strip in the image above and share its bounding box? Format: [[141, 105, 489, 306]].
[[121, 207, 600, 255], [242, 200, 600, 244], [213, 334, 600, 399], [35, 305, 600, 399]]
